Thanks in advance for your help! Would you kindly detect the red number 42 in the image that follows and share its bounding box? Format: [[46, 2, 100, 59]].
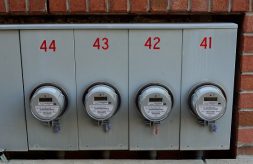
[[144, 37, 160, 50], [40, 40, 56, 52]]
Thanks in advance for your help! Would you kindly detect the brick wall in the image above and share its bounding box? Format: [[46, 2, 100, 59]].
[[1, 0, 253, 157]]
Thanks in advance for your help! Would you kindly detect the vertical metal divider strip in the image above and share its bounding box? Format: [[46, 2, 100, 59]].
[[73, 28, 80, 150], [18, 29, 29, 151], [128, 28, 130, 150], [179, 29, 184, 152]]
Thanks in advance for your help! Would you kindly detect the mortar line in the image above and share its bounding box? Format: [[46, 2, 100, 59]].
[[4, 0, 8, 12], [25, 0, 29, 13], [106, 0, 109, 13], [86, 0, 89, 12], [188, 0, 191, 12]]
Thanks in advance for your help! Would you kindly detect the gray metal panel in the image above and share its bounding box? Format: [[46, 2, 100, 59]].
[[20, 30, 78, 150], [0, 23, 237, 30], [129, 30, 182, 150], [75, 30, 128, 150], [180, 29, 237, 150], [0, 31, 28, 151]]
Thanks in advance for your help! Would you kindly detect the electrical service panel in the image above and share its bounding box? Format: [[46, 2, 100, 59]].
[[0, 31, 28, 151], [129, 30, 181, 150], [0, 24, 237, 152], [180, 28, 237, 150], [20, 30, 78, 150], [75, 30, 128, 150]]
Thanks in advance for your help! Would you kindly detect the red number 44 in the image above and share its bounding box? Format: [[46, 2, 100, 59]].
[[40, 40, 56, 52], [200, 36, 212, 49]]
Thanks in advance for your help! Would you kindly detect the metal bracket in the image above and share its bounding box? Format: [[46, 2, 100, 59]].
[[51, 119, 61, 133], [208, 121, 217, 133], [98, 120, 112, 133], [144, 120, 161, 135], [0, 148, 8, 163], [197, 119, 217, 132]]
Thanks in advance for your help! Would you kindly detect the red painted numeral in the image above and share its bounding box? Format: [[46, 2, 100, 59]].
[[153, 37, 160, 50], [102, 38, 109, 50], [49, 40, 56, 52], [40, 40, 47, 52], [200, 37, 212, 49], [144, 37, 161, 50], [40, 40, 57, 52], [144, 37, 152, 49], [93, 38, 100, 49], [93, 37, 109, 50]]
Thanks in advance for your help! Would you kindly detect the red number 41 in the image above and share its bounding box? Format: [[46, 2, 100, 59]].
[[200, 36, 212, 49]]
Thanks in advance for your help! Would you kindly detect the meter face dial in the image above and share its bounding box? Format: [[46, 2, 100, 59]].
[[138, 85, 173, 122], [84, 84, 119, 121], [190, 84, 227, 121], [30, 85, 67, 122]]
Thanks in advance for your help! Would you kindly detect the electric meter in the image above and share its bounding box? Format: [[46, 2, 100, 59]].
[[190, 84, 227, 122], [84, 83, 120, 121], [137, 84, 173, 122], [30, 85, 67, 122]]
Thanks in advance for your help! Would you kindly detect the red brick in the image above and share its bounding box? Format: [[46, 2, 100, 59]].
[[243, 15, 253, 33], [238, 146, 253, 155], [232, 0, 249, 12], [238, 128, 253, 144], [211, 0, 228, 12], [239, 111, 253, 126], [130, 0, 148, 13], [29, 0, 46, 13], [90, 0, 106, 12], [69, 0, 86, 13], [9, 0, 26, 12], [171, 0, 188, 11], [0, 0, 5, 13], [191, 0, 208, 12], [49, 0, 67, 13], [243, 35, 253, 52], [150, 0, 168, 13], [241, 55, 253, 72], [240, 75, 253, 90], [239, 93, 253, 108], [109, 0, 127, 12]]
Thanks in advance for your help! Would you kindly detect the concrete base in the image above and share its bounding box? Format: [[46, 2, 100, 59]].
[[2, 159, 253, 164], [2, 160, 203, 164]]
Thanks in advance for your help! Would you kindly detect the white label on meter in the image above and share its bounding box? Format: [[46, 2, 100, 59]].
[[144, 105, 168, 119], [35, 105, 60, 118], [198, 104, 223, 119], [89, 104, 114, 117]]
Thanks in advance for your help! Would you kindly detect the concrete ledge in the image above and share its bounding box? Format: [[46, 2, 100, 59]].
[[2, 160, 204, 164], [206, 159, 253, 164], [3, 159, 253, 164]]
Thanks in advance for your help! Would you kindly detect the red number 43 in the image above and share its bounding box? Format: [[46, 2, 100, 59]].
[[93, 37, 109, 50]]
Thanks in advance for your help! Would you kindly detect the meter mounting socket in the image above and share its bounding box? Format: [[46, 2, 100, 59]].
[[137, 84, 173, 123], [189, 83, 227, 123], [30, 84, 67, 123], [84, 83, 120, 122]]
